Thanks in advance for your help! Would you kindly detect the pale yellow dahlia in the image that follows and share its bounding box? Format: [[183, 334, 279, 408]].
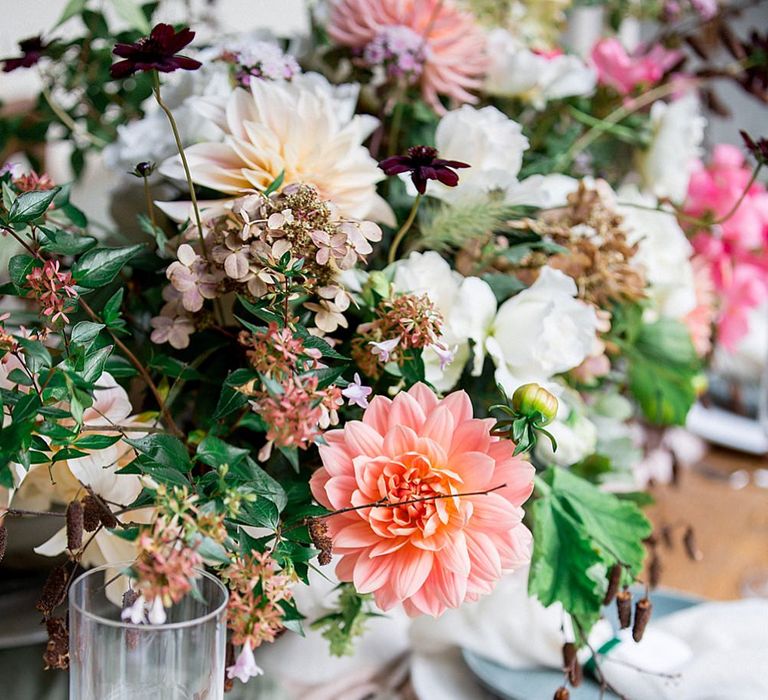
[[159, 79, 394, 224]]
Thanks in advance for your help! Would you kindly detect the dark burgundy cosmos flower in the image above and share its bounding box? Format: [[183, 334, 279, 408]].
[[741, 130, 768, 164], [110, 23, 202, 79], [379, 145, 470, 195], [2, 36, 48, 72]]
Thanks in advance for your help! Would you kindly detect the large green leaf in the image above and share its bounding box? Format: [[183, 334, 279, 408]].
[[7, 187, 60, 224], [72, 244, 143, 288], [528, 467, 652, 633], [126, 433, 192, 472]]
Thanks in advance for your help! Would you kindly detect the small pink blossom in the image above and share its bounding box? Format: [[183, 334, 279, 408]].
[[150, 314, 195, 349], [166, 243, 222, 312], [591, 38, 683, 95], [227, 641, 263, 683], [341, 373, 372, 409], [25, 259, 78, 324], [430, 343, 456, 371], [369, 336, 400, 363]]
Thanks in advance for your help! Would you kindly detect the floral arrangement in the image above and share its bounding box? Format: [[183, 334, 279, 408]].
[[0, 0, 766, 696]]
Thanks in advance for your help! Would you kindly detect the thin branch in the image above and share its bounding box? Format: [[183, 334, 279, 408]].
[[320, 482, 507, 520]]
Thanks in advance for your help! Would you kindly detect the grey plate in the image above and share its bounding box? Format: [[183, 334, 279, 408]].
[[462, 589, 702, 700]]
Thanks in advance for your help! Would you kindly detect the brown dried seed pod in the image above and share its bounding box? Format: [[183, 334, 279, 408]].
[[603, 564, 622, 605], [553, 686, 570, 700], [660, 525, 674, 549], [0, 524, 7, 563], [649, 551, 662, 589], [632, 598, 652, 642], [562, 642, 576, 670], [616, 589, 632, 629], [66, 501, 84, 551], [82, 495, 102, 532], [37, 564, 70, 616], [569, 658, 583, 687], [43, 617, 69, 670], [224, 642, 235, 693], [683, 526, 703, 561], [307, 517, 333, 566]]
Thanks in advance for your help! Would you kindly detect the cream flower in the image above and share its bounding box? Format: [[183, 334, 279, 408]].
[[486, 267, 599, 393], [159, 78, 394, 224], [637, 93, 706, 203], [485, 29, 596, 109], [426, 104, 583, 207], [616, 185, 697, 320]]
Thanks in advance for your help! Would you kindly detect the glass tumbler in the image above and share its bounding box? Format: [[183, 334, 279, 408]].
[[69, 563, 228, 700]]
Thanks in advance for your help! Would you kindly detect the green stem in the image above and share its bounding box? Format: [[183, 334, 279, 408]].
[[142, 175, 157, 231], [387, 194, 422, 265], [152, 73, 206, 255], [712, 163, 762, 225], [568, 105, 643, 144]]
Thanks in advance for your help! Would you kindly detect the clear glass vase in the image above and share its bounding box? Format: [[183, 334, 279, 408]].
[[69, 563, 228, 700]]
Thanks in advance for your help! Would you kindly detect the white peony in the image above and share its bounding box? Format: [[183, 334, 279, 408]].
[[392, 251, 496, 391], [637, 93, 706, 203], [485, 29, 596, 109], [486, 267, 599, 393], [617, 185, 697, 320], [425, 104, 579, 208]]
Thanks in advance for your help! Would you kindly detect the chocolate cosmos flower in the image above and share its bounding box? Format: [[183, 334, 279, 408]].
[[110, 23, 202, 79], [379, 145, 470, 195], [2, 36, 48, 72]]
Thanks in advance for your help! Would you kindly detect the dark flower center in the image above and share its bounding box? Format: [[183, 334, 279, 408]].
[[406, 146, 438, 164]]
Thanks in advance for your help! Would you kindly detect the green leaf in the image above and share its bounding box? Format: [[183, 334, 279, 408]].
[[196, 436, 249, 469], [238, 457, 287, 512], [71, 321, 105, 346], [528, 468, 652, 633], [213, 369, 256, 420], [18, 337, 52, 371], [237, 296, 284, 327], [81, 345, 113, 383], [72, 244, 143, 288], [74, 434, 122, 450], [110, 0, 151, 33], [39, 227, 96, 256], [295, 327, 349, 360], [8, 255, 36, 291], [302, 365, 347, 391], [264, 170, 285, 197], [401, 348, 425, 388], [7, 187, 61, 224], [125, 433, 192, 472], [54, 0, 87, 27], [102, 288, 125, 325]]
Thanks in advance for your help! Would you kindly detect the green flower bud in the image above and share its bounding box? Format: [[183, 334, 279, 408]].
[[512, 383, 558, 425]]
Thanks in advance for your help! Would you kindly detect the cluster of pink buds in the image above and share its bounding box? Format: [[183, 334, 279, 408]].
[[223, 552, 295, 683], [361, 26, 427, 83], [25, 260, 78, 325]]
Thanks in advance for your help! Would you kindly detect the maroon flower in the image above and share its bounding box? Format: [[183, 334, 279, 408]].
[[2, 36, 48, 73], [741, 130, 768, 164], [379, 146, 470, 195], [110, 23, 202, 79]]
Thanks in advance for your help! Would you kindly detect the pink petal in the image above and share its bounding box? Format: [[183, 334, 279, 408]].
[[387, 390, 427, 433], [344, 420, 384, 457], [421, 406, 455, 449], [440, 391, 473, 425]]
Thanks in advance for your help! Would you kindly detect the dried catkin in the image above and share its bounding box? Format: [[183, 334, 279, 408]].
[[553, 686, 570, 700], [683, 526, 703, 561], [603, 564, 622, 605], [307, 517, 333, 566], [43, 617, 69, 670], [82, 495, 102, 532], [66, 501, 84, 551], [632, 598, 652, 642], [0, 524, 7, 563], [37, 564, 70, 616], [616, 589, 632, 629]]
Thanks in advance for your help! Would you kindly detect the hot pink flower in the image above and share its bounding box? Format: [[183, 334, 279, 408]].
[[310, 383, 534, 617], [685, 144, 768, 349], [591, 38, 683, 95], [683, 256, 717, 356], [326, 0, 488, 113]]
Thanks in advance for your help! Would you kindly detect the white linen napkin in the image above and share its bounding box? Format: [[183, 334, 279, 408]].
[[601, 599, 768, 700]]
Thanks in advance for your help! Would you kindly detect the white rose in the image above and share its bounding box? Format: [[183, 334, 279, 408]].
[[485, 29, 596, 109], [392, 252, 496, 391], [617, 185, 697, 320], [637, 93, 706, 203], [486, 267, 599, 393]]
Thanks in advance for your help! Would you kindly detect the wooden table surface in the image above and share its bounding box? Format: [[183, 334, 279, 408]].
[[647, 446, 768, 599]]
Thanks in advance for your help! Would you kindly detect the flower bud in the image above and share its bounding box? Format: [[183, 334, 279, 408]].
[[512, 383, 558, 425]]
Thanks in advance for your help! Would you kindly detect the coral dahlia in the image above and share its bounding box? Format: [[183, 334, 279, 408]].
[[310, 383, 534, 616], [327, 0, 488, 113]]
